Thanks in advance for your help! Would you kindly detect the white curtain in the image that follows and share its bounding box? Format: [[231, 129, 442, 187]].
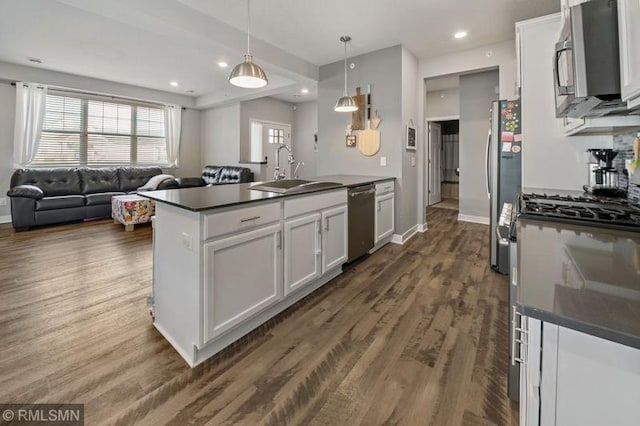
[[13, 82, 47, 167], [165, 104, 182, 167]]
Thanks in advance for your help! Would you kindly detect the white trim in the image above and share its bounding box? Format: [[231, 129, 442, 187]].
[[425, 115, 460, 122], [391, 224, 420, 245], [417, 222, 428, 232], [153, 322, 197, 368], [0, 215, 11, 224], [457, 214, 490, 225]]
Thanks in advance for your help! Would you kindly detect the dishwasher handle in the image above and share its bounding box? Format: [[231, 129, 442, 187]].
[[350, 188, 376, 197]]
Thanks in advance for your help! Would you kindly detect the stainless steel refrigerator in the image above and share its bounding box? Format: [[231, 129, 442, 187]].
[[488, 100, 522, 275]]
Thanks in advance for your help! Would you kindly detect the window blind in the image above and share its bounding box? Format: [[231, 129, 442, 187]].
[[32, 93, 169, 166]]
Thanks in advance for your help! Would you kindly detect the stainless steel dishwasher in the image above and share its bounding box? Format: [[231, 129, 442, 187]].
[[347, 184, 375, 262]]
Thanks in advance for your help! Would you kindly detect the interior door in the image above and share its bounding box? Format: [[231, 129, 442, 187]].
[[263, 123, 292, 180], [428, 122, 442, 205]]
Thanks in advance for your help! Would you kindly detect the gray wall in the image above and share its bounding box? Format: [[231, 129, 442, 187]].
[[459, 70, 499, 220], [318, 45, 402, 178], [400, 47, 419, 232], [425, 88, 460, 119], [201, 103, 241, 168], [0, 84, 16, 219], [239, 97, 295, 162], [318, 45, 416, 234], [293, 101, 318, 178]]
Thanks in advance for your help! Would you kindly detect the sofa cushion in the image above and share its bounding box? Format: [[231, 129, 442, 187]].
[[35, 195, 85, 211], [78, 168, 120, 194], [117, 167, 163, 192], [176, 177, 206, 188], [137, 174, 175, 191], [85, 192, 125, 206], [7, 185, 44, 199], [11, 168, 82, 196], [201, 165, 252, 185], [202, 166, 222, 184]]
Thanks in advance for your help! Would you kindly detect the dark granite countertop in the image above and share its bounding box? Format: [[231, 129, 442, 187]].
[[306, 175, 395, 187], [516, 217, 640, 349], [140, 175, 394, 212]]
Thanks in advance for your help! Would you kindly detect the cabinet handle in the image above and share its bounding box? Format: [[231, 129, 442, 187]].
[[378, 201, 381, 212], [511, 306, 527, 365], [325, 218, 329, 232], [277, 231, 282, 249], [241, 216, 261, 223]]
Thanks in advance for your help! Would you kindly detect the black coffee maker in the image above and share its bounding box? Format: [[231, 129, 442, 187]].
[[584, 149, 625, 198]]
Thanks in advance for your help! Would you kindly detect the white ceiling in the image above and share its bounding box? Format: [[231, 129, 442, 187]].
[[178, 0, 560, 65], [0, 0, 560, 107]]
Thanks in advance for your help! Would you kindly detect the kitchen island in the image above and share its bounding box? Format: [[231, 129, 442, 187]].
[[514, 214, 640, 426], [142, 176, 394, 367]]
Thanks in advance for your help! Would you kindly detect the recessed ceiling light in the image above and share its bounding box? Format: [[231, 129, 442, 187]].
[[454, 31, 467, 39], [170, 81, 179, 87], [217, 61, 228, 68], [301, 88, 309, 94], [27, 57, 42, 64]]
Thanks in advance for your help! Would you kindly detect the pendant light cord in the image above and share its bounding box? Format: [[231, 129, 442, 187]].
[[343, 41, 348, 96], [247, 0, 251, 55]]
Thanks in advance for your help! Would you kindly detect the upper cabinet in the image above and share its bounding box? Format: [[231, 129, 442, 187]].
[[618, 0, 640, 109]]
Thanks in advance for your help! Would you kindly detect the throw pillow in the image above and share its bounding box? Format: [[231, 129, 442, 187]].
[[138, 174, 175, 191]]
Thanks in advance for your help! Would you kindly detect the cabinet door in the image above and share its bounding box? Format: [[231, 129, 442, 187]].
[[284, 213, 321, 296], [321, 205, 347, 274], [375, 193, 394, 243], [519, 317, 541, 426], [619, 0, 640, 107], [552, 326, 640, 426], [203, 223, 282, 343]]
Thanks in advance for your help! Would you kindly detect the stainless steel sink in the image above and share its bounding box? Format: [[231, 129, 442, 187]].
[[250, 179, 343, 194]]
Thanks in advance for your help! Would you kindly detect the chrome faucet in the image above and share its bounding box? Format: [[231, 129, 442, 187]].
[[273, 144, 295, 180]]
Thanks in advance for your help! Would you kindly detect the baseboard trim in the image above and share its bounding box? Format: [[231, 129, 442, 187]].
[[457, 214, 490, 225], [391, 223, 425, 245], [0, 215, 11, 224]]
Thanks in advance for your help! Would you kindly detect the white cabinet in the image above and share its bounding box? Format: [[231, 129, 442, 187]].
[[518, 316, 542, 426], [375, 192, 394, 243], [284, 213, 322, 296], [284, 195, 348, 295], [203, 223, 282, 343], [321, 205, 348, 273], [518, 317, 640, 426], [618, 0, 640, 109]]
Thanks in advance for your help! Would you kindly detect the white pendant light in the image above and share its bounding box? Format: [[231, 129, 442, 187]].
[[334, 36, 358, 112], [229, 0, 268, 88]]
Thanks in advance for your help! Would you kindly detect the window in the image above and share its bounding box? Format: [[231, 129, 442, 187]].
[[268, 127, 285, 144], [32, 93, 168, 166]]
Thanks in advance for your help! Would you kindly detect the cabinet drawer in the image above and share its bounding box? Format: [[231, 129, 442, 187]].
[[204, 202, 281, 240], [375, 180, 395, 195], [284, 189, 347, 219]]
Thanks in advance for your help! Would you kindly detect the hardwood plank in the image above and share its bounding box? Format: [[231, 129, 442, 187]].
[[0, 207, 517, 425]]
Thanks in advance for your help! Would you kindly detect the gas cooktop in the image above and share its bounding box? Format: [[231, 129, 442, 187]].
[[518, 192, 640, 232]]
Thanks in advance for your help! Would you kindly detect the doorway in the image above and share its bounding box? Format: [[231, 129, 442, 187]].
[[250, 120, 292, 180], [428, 119, 460, 211]]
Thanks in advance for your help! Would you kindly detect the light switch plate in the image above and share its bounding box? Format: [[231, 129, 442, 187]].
[[0, 197, 6, 206], [380, 156, 387, 166], [182, 232, 193, 251]]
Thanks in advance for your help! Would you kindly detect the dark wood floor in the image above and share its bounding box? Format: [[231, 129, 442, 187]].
[[0, 208, 518, 425]]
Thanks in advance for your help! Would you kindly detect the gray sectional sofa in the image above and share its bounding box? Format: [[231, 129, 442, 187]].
[[6, 167, 176, 231], [6, 165, 254, 231]]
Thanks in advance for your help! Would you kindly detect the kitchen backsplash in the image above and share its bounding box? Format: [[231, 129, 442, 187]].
[[613, 130, 640, 205]]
